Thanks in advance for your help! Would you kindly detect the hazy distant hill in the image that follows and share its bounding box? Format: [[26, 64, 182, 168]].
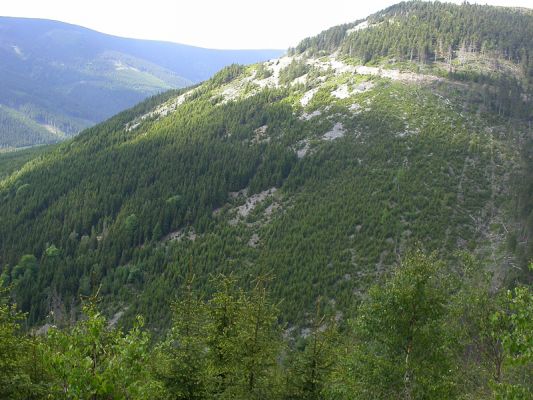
[[0, 17, 282, 148]]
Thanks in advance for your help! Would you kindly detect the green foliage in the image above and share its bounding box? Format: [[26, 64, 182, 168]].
[[0, 64, 512, 331], [503, 284, 533, 364], [43, 299, 159, 399], [289, 22, 362, 57], [0, 288, 34, 399], [255, 63, 273, 79], [340, 251, 457, 399], [0, 257, 532, 399], [207, 275, 281, 399], [512, 139, 533, 280], [0, 3, 529, 377], [440, 254, 509, 398], [45, 244, 61, 258], [1, 3, 532, 399], [291, 1, 533, 119], [293, 1, 533, 76], [284, 308, 339, 400], [153, 275, 210, 400], [278, 60, 310, 85], [210, 64, 246, 86], [154, 274, 282, 400], [491, 283, 533, 399]]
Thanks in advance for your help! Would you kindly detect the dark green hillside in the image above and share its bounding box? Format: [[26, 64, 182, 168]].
[[0, 74, 519, 329], [0, 2, 532, 398], [0, 145, 55, 178], [0, 0, 531, 337], [0, 105, 63, 148], [294, 1, 533, 71]]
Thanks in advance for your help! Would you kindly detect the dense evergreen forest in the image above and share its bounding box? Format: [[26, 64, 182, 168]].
[[1, 253, 532, 399], [292, 1, 533, 120], [293, 1, 533, 75], [0, 146, 55, 179], [2, 69, 519, 328], [0, 106, 65, 149], [1, 1, 533, 397]]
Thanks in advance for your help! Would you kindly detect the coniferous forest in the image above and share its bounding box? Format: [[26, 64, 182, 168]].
[[1, 253, 532, 399], [1, 1, 532, 399]]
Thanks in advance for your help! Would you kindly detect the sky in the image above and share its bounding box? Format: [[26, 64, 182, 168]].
[[2, 0, 533, 49]]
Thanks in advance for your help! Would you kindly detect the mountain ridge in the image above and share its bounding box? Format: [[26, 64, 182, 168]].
[[0, 0, 531, 333], [0, 16, 283, 148], [1, 2, 532, 398]]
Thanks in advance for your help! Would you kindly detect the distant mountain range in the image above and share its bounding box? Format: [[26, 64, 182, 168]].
[[1, 3, 533, 397], [0, 17, 283, 148]]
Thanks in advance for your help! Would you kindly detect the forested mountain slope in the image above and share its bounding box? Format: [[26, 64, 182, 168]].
[[0, 17, 282, 148], [1, 2, 532, 398], [1, 0, 532, 336], [0, 145, 54, 179]]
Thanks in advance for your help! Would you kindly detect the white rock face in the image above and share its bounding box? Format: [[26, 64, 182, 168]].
[[248, 233, 260, 247], [255, 56, 294, 88], [125, 89, 196, 131], [323, 122, 345, 140], [43, 124, 62, 135], [332, 84, 350, 99], [349, 103, 362, 114], [353, 81, 374, 93], [236, 188, 277, 218], [300, 87, 319, 106], [346, 20, 369, 35], [114, 60, 139, 72], [220, 86, 240, 103], [296, 139, 311, 158], [292, 73, 308, 86], [307, 57, 439, 84], [300, 109, 322, 121], [327, 59, 358, 74], [252, 125, 270, 143], [163, 228, 197, 242]]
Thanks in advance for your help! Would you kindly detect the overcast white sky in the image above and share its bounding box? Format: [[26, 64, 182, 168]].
[[2, 0, 533, 49]]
